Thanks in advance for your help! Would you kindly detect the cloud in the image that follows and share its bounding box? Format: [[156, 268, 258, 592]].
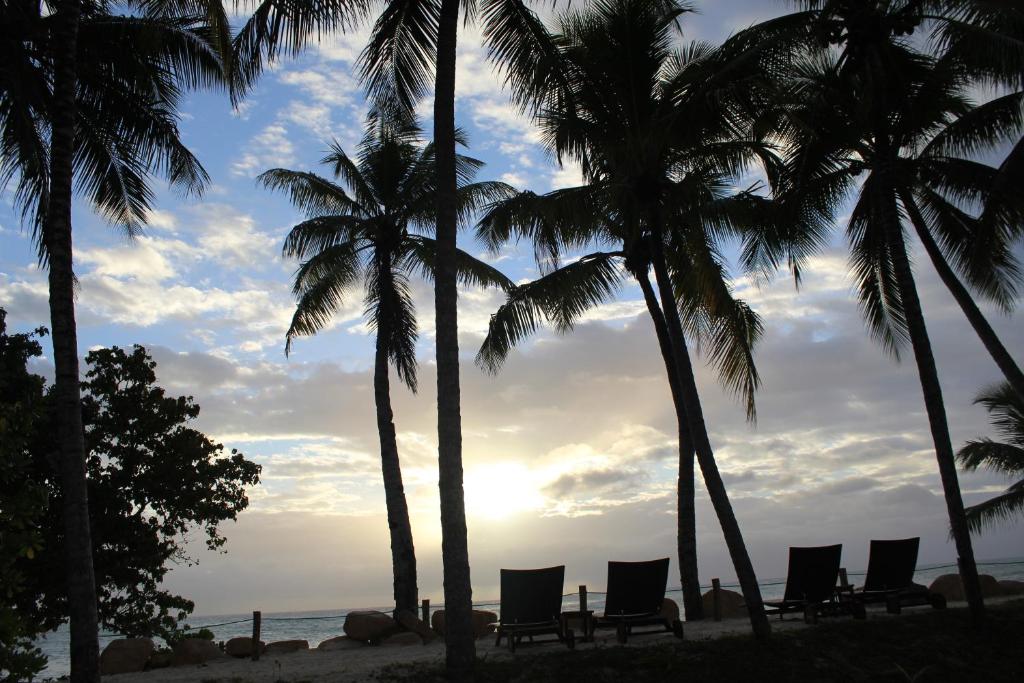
[[232, 124, 297, 177]]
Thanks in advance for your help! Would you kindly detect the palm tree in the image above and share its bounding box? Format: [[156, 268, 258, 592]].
[[474, 0, 821, 639], [358, 0, 558, 673], [758, 0, 1024, 621], [259, 119, 513, 617], [2, 4, 223, 679], [957, 382, 1024, 532]]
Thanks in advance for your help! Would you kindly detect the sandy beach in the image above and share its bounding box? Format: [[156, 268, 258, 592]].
[[101, 614, 820, 683]]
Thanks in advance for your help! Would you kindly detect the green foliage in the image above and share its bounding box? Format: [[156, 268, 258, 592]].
[[0, 310, 48, 682], [3, 338, 261, 641], [958, 382, 1024, 533]]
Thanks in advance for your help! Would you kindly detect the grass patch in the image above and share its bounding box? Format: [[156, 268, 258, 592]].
[[380, 600, 1024, 682]]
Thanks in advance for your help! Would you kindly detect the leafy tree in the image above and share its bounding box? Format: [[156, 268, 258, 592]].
[[0, 310, 48, 682], [2, 4, 225, 677], [260, 118, 512, 616], [474, 0, 815, 638], [9, 344, 260, 641], [958, 382, 1024, 532]]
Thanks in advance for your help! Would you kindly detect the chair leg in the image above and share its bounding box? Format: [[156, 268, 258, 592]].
[[565, 629, 575, 650], [803, 604, 819, 625], [495, 629, 502, 647], [616, 622, 628, 644]]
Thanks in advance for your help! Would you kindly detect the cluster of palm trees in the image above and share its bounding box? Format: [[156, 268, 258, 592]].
[[2, 0, 1022, 681]]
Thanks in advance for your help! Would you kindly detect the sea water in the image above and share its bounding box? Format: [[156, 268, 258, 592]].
[[33, 558, 1024, 680]]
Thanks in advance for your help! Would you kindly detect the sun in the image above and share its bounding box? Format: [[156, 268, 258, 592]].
[[463, 462, 546, 521]]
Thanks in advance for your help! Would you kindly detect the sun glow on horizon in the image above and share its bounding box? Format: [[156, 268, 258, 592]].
[[463, 462, 546, 521]]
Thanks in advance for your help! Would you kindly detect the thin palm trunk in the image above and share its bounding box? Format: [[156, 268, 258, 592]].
[[649, 236, 771, 640], [636, 268, 703, 621], [900, 191, 1024, 400], [882, 185, 985, 621], [44, 1, 100, 680], [373, 324, 418, 616], [433, 0, 474, 676]]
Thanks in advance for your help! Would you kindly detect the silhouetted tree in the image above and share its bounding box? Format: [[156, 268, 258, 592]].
[[1, 4, 225, 678], [260, 119, 513, 617], [475, 0, 821, 639]]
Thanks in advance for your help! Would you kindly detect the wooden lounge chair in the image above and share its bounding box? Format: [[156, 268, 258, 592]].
[[853, 538, 946, 613], [593, 558, 683, 643], [494, 565, 575, 652], [764, 545, 864, 623]]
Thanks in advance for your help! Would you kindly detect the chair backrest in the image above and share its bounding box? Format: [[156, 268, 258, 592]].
[[863, 537, 920, 592], [499, 565, 565, 625], [603, 558, 670, 617], [782, 545, 842, 603]]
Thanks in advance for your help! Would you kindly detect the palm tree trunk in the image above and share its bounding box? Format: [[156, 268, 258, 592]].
[[900, 192, 1024, 400], [648, 238, 771, 640], [44, 1, 99, 681], [373, 331, 418, 616], [882, 188, 986, 621], [433, 0, 474, 676], [636, 269, 704, 621]]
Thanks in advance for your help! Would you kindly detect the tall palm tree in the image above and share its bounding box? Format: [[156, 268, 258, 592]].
[[358, 1, 558, 674], [260, 119, 513, 617], [957, 381, 1024, 532], [475, 0, 822, 639], [2, 4, 223, 679], [759, 0, 1024, 621]]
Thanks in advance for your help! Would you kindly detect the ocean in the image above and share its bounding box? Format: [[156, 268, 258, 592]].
[[34, 558, 1024, 680]]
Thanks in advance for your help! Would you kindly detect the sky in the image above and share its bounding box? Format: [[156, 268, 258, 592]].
[[1, 1, 1022, 616]]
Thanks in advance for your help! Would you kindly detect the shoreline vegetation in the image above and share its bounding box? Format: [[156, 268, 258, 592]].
[[88, 598, 1024, 683]]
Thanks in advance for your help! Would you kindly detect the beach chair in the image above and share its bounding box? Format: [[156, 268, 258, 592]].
[[764, 545, 864, 623], [593, 558, 683, 643], [493, 565, 575, 652], [853, 538, 946, 613]]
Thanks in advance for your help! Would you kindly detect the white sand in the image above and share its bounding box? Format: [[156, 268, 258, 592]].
[[104, 616, 811, 683]]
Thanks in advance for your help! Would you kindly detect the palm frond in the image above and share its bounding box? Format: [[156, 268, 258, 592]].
[[365, 259, 419, 391], [358, 0, 441, 115], [258, 168, 363, 219], [476, 251, 625, 373], [286, 241, 364, 354], [402, 235, 515, 291], [963, 482, 1024, 533]]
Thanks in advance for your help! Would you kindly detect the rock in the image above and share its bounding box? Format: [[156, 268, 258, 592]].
[[701, 588, 746, 619], [100, 638, 154, 675], [380, 632, 423, 647], [999, 580, 1024, 596], [146, 651, 173, 670], [660, 598, 680, 623], [264, 639, 309, 655], [929, 573, 1003, 602], [396, 610, 437, 642], [431, 609, 498, 639], [224, 637, 264, 658], [171, 638, 226, 667], [317, 636, 364, 651], [344, 610, 399, 643]]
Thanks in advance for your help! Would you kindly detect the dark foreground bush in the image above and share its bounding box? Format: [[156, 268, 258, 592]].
[[380, 600, 1024, 682]]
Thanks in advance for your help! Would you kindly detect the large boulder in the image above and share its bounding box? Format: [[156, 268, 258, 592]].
[[171, 638, 226, 667], [264, 639, 309, 655], [660, 598, 680, 623], [381, 632, 423, 647], [430, 609, 498, 639], [701, 587, 746, 619], [999, 580, 1024, 596], [929, 573, 1003, 602], [344, 610, 400, 643], [146, 650, 173, 670], [396, 610, 437, 642], [224, 637, 264, 658], [317, 636, 364, 652], [100, 638, 154, 675]]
